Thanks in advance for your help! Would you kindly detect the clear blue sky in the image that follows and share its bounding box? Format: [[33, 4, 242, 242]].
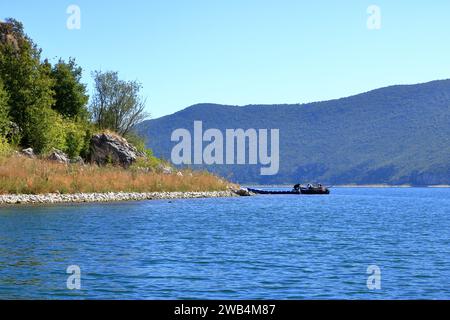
[[1, 1, 450, 118]]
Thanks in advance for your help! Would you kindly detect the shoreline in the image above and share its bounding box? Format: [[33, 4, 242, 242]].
[[0, 190, 239, 206], [332, 184, 450, 188], [246, 184, 450, 188]]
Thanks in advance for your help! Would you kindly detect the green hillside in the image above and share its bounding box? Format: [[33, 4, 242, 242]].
[[137, 80, 450, 185]]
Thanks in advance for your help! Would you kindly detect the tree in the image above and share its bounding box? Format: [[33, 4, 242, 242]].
[[0, 18, 55, 146], [0, 79, 9, 136], [90, 71, 149, 135], [51, 58, 89, 120]]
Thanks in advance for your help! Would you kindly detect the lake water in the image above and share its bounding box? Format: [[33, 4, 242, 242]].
[[1, 187, 450, 299]]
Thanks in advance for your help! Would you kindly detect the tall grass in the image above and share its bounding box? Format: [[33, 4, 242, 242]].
[[0, 155, 233, 194]]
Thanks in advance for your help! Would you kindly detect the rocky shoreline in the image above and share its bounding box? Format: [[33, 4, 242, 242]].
[[0, 190, 242, 206]]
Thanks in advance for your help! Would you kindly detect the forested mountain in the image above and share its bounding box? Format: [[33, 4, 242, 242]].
[[137, 80, 450, 185]]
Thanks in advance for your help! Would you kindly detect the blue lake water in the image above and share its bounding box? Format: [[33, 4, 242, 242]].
[[1, 187, 450, 299]]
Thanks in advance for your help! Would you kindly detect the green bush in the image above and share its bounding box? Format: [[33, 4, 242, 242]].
[[0, 136, 12, 157], [64, 121, 86, 158], [24, 104, 90, 157], [130, 152, 163, 171], [125, 132, 162, 170], [124, 132, 147, 153], [27, 107, 66, 154], [79, 127, 93, 160]]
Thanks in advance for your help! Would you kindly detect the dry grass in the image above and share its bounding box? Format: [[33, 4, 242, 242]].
[[0, 155, 234, 195]]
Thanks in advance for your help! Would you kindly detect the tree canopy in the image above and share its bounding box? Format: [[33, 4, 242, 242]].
[[0, 18, 55, 147], [90, 71, 149, 136], [0, 79, 9, 136], [51, 58, 89, 120]]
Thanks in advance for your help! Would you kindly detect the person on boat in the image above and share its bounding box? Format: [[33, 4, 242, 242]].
[[293, 184, 301, 192]]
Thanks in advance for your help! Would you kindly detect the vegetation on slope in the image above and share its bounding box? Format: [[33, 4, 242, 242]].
[[137, 82, 450, 186], [0, 19, 148, 156], [0, 18, 231, 194]]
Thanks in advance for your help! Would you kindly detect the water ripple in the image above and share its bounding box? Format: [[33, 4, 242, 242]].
[[1, 188, 450, 299]]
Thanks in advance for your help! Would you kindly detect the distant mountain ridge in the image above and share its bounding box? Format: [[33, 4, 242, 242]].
[[136, 80, 450, 185]]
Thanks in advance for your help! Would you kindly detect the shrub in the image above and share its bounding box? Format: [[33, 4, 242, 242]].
[[0, 136, 12, 157], [64, 120, 86, 158], [79, 127, 93, 160], [24, 105, 91, 157], [131, 154, 163, 171], [27, 107, 66, 154], [124, 131, 147, 153], [125, 132, 163, 170]]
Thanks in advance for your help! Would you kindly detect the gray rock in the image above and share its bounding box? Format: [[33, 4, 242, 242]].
[[21, 148, 36, 158], [70, 156, 85, 165], [157, 164, 173, 175], [156, 163, 173, 174], [164, 167, 173, 174], [0, 191, 238, 205], [6, 121, 21, 139], [47, 149, 69, 164], [89, 133, 145, 168]]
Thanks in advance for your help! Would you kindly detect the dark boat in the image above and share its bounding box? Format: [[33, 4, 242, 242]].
[[247, 184, 330, 195], [299, 186, 330, 195], [247, 188, 301, 195]]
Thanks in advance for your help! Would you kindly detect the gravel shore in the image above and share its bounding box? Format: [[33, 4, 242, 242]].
[[0, 190, 239, 205]]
